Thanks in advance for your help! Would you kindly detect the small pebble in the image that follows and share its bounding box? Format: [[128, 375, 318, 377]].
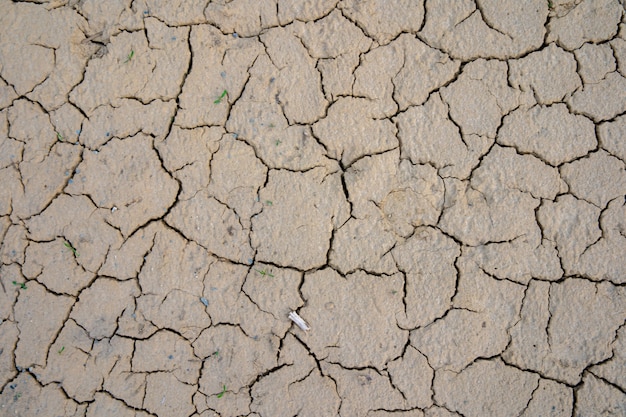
[[200, 297, 209, 307]]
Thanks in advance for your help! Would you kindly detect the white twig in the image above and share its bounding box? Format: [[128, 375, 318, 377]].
[[288, 311, 310, 332]]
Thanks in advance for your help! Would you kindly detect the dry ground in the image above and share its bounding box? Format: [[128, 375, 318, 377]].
[[1, 0, 626, 416]]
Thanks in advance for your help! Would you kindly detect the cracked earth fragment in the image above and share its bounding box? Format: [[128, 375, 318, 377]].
[[1, 0, 626, 416]]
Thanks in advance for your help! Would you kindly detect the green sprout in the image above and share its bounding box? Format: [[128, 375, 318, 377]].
[[58, 346, 65, 354], [264, 200, 273, 206], [12, 281, 27, 290], [547, 0, 553, 8], [217, 385, 226, 398], [213, 90, 228, 104], [56, 132, 64, 141], [212, 350, 219, 357], [254, 268, 274, 278], [275, 139, 282, 146], [64, 241, 79, 257], [124, 49, 134, 63]]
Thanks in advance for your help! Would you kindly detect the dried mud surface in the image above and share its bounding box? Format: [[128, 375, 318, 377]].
[[1, 0, 626, 416]]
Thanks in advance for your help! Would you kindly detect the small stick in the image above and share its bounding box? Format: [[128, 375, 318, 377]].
[[288, 311, 310, 332]]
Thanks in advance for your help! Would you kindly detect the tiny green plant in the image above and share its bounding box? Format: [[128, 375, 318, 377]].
[[264, 200, 273, 206], [56, 132, 63, 141], [124, 49, 134, 63], [58, 346, 65, 354], [547, 0, 553, 8], [212, 350, 219, 357], [254, 268, 274, 278], [64, 241, 79, 257], [214, 90, 228, 104], [12, 281, 27, 290], [217, 385, 226, 398], [275, 139, 282, 146]]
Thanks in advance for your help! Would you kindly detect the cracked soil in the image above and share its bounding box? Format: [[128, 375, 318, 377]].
[[1, 0, 626, 416]]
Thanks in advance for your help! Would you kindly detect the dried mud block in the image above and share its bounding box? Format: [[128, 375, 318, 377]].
[[472, 145, 565, 199], [12, 142, 81, 220], [0, 78, 17, 109], [323, 362, 407, 416], [538, 195, 601, 276], [70, 277, 139, 339], [81, 99, 176, 149], [504, 278, 626, 385], [574, 197, 626, 283], [420, 0, 546, 60], [278, 0, 338, 24], [0, 168, 22, 218], [567, 72, 626, 122], [248, 336, 315, 415], [70, 20, 189, 115], [242, 265, 304, 321], [412, 259, 524, 371], [0, 111, 21, 169], [0, 373, 82, 417], [509, 43, 580, 105], [434, 359, 538, 417], [441, 59, 518, 138], [166, 190, 253, 263], [301, 269, 407, 369], [314, 97, 398, 166], [465, 237, 562, 284], [0, 224, 27, 265], [424, 407, 462, 417], [345, 149, 444, 224], [498, 104, 596, 166], [251, 337, 339, 417], [0, 3, 89, 110], [87, 392, 151, 417], [439, 177, 540, 246], [392, 227, 460, 329], [561, 150, 626, 208], [143, 372, 196, 417], [547, 0, 623, 50], [36, 322, 131, 403], [22, 240, 95, 296], [50, 103, 85, 146], [144, 0, 208, 25], [14, 281, 74, 369], [590, 324, 626, 390], [67, 134, 179, 237], [136, 227, 211, 339], [76, 0, 144, 40], [252, 168, 349, 270], [574, 373, 626, 417], [261, 26, 327, 124], [393, 37, 460, 110], [206, 136, 267, 228], [133, 330, 200, 384], [155, 126, 222, 199], [194, 325, 278, 395], [8, 99, 57, 163], [598, 114, 626, 162], [26, 194, 123, 274], [102, 337, 146, 408], [317, 53, 360, 100], [99, 221, 160, 280], [574, 43, 617, 84], [387, 346, 434, 409], [205, 0, 278, 36], [520, 379, 572, 417], [177, 25, 263, 128], [296, 9, 372, 59], [0, 264, 21, 320], [204, 259, 286, 336], [0, 321, 18, 387], [330, 203, 397, 274], [340, 0, 424, 45]]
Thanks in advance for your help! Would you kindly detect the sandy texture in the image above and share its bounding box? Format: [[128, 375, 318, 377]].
[[1, 0, 626, 416]]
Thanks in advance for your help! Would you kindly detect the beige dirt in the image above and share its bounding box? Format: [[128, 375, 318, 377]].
[[1, 0, 626, 416]]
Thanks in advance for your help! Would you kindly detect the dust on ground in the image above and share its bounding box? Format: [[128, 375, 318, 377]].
[[1, 0, 626, 416]]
